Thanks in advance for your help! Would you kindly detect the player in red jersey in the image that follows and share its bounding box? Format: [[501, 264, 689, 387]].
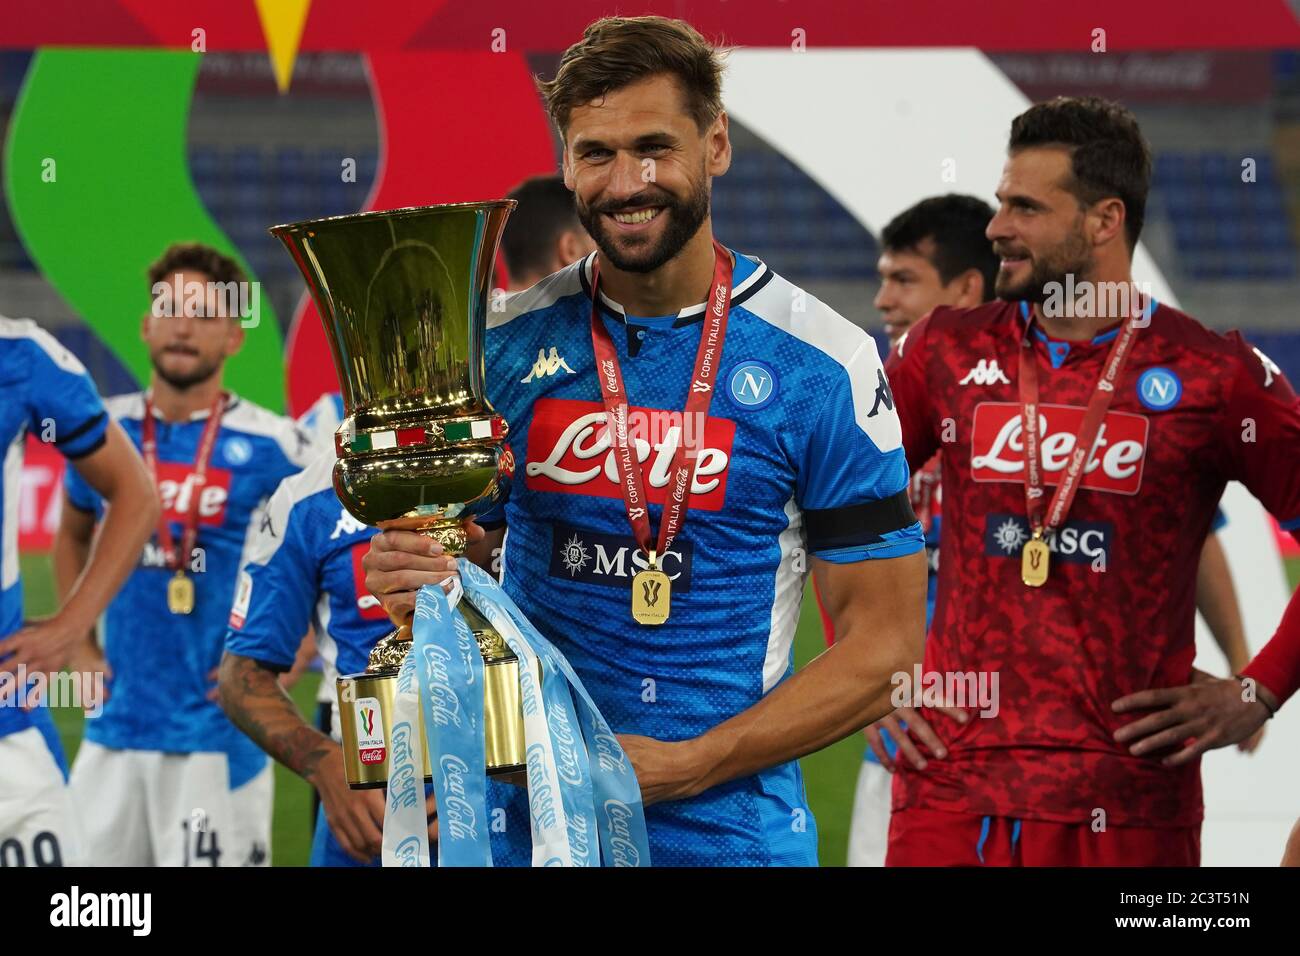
[[883, 96, 1300, 866]]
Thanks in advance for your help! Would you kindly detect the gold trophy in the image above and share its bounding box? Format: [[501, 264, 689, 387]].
[[271, 201, 525, 789]]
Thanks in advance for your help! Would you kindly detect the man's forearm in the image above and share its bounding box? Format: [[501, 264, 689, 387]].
[[218, 652, 337, 784], [683, 621, 917, 797]]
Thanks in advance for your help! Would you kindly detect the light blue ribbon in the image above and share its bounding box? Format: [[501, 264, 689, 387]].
[[459, 561, 652, 867], [411, 586, 492, 866]]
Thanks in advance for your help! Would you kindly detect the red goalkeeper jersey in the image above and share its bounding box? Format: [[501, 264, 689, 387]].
[[884, 299, 1300, 827]]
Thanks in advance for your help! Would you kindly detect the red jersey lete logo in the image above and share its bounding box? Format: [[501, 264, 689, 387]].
[[524, 398, 734, 510], [970, 402, 1149, 496]]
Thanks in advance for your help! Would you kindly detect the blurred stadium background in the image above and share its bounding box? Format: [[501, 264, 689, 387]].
[[4, 4, 1300, 865]]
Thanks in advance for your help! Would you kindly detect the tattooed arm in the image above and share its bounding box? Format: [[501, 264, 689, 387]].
[[219, 651, 386, 862]]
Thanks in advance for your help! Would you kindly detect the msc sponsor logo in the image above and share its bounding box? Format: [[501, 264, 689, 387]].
[[984, 513, 1112, 564], [970, 402, 1148, 496], [1136, 367, 1182, 411], [550, 522, 693, 592], [525, 397, 734, 510], [727, 361, 777, 409]]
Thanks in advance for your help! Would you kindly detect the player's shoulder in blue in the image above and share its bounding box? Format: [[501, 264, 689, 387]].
[[0, 315, 84, 384], [0, 316, 110, 458], [730, 254, 903, 456], [240, 451, 339, 567], [489, 255, 590, 337]]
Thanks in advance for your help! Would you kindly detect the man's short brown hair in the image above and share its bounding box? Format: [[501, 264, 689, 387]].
[[147, 242, 246, 290], [536, 16, 727, 139]]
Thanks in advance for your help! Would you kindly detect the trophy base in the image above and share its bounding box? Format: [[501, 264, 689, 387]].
[[336, 599, 527, 789]]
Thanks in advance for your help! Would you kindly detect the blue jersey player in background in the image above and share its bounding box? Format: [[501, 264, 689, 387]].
[[219, 452, 434, 866], [54, 244, 314, 867], [0, 315, 157, 867], [363, 16, 929, 866]]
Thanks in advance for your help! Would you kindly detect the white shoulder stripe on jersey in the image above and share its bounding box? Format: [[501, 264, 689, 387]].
[[740, 270, 902, 452], [762, 496, 805, 694], [488, 257, 588, 330], [278, 449, 336, 505], [104, 392, 146, 421], [590, 253, 770, 320], [222, 396, 315, 468], [0, 315, 91, 376]]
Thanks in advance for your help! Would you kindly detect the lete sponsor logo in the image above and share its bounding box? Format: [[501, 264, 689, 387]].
[[155, 462, 231, 525], [524, 398, 734, 510], [970, 402, 1148, 495]]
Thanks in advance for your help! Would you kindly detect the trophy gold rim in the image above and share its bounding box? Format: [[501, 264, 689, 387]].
[[268, 199, 518, 237]]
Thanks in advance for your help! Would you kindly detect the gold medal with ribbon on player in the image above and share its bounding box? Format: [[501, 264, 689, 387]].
[[167, 570, 196, 614], [1020, 532, 1050, 588], [142, 391, 227, 615], [589, 240, 734, 626], [1017, 303, 1143, 587], [631, 551, 672, 625]]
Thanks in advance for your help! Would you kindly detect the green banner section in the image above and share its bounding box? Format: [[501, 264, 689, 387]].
[[4, 49, 284, 411]]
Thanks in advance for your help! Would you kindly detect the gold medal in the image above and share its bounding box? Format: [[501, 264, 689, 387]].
[[1021, 531, 1050, 587], [168, 571, 196, 615], [631, 552, 671, 625]]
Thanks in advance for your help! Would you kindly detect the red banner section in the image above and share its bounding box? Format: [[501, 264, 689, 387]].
[[7, 1, 1300, 52], [17, 436, 65, 552]]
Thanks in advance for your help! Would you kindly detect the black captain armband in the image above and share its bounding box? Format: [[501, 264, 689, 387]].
[[804, 489, 918, 552]]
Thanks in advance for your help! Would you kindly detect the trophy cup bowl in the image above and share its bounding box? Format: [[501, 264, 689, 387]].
[[270, 201, 524, 789]]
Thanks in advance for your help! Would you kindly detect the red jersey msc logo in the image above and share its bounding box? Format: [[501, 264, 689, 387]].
[[970, 402, 1149, 495], [155, 462, 231, 524], [524, 398, 735, 510]]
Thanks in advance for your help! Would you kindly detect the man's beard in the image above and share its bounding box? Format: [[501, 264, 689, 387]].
[[994, 230, 1092, 304], [151, 349, 222, 391], [576, 178, 711, 275]]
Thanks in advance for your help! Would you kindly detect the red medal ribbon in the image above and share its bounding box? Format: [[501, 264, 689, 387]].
[[141, 391, 227, 572], [1018, 305, 1142, 539], [589, 239, 733, 564]]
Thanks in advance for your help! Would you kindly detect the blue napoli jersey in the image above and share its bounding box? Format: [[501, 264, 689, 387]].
[[224, 451, 391, 694], [1, 318, 110, 747], [484, 250, 923, 865], [63, 392, 314, 783]]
